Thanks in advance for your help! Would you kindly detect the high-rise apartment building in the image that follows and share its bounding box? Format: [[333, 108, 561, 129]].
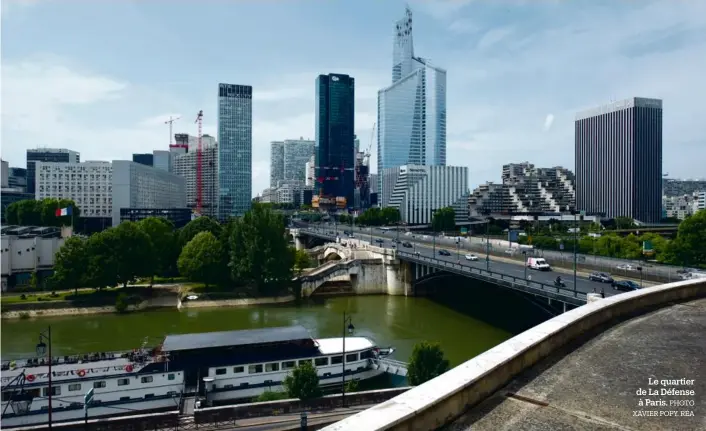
[[35, 161, 113, 218], [315, 74, 355, 208], [377, 7, 447, 195], [284, 138, 315, 183], [26, 148, 80, 194], [575, 97, 662, 223], [217, 83, 253, 219], [172, 144, 219, 218], [270, 141, 285, 187]]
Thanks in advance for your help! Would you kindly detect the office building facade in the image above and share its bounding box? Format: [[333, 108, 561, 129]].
[[132, 153, 154, 167], [172, 143, 218, 218], [377, 7, 447, 194], [284, 139, 315, 184], [270, 141, 285, 187], [575, 97, 663, 222], [305, 155, 315, 186], [35, 161, 113, 218], [217, 83, 253, 219], [111, 160, 186, 226], [26, 148, 80, 194], [315, 74, 355, 207], [381, 164, 468, 225], [8, 167, 27, 191]]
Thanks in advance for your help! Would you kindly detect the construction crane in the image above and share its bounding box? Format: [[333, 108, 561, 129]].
[[194, 110, 204, 215], [364, 122, 376, 165], [164, 116, 181, 148]]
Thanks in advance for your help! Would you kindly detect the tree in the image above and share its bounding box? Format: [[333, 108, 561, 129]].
[[51, 236, 88, 295], [85, 229, 120, 289], [138, 217, 176, 286], [5, 198, 80, 227], [432, 207, 456, 232], [113, 222, 153, 287], [178, 231, 223, 287], [229, 204, 294, 295], [293, 249, 311, 276], [664, 209, 706, 268], [283, 361, 321, 401], [380, 207, 401, 225], [407, 341, 450, 386], [179, 216, 222, 246]]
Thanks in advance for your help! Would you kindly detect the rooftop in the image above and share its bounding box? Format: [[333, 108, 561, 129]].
[[161, 326, 312, 352]]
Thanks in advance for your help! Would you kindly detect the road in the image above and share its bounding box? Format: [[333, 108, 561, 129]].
[[296, 223, 644, 299]]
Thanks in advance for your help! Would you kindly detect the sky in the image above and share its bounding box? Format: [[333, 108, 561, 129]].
[[2, 0, 705, 197]]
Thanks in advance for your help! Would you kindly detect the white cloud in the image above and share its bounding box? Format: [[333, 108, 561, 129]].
[[543, 114, 554, 132]]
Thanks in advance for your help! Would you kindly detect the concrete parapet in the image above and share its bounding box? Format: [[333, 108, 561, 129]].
[[322, 278, 706, 431]]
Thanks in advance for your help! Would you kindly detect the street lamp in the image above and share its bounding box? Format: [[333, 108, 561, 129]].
[[341, 312, 355, 407], [522, 250, 527, 280], [573, 211, 578, 297], [37, 327, 53, 430], [485, 217, 491, 271]]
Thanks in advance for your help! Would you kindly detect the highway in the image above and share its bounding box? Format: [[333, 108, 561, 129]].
[[295, 223, 627, 299]]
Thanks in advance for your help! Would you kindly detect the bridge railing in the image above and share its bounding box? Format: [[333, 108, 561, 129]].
[[397, 250, 587, 303]]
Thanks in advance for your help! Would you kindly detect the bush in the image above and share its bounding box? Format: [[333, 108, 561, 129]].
[[256, 391, 289, 402], [115, 293, 129, 313], [20, 294, 27, 300]]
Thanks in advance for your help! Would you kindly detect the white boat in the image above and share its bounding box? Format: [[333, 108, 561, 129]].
[[0, 326, 393, 428]]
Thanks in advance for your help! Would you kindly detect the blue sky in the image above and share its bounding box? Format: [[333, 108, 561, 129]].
[[2, 0, 705, 196]]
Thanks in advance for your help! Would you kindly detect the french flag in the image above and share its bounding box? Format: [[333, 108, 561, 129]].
[[55, 207, 72, 217]]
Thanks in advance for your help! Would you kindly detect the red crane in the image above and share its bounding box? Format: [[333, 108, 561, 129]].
[[194, 110, 204, 214]]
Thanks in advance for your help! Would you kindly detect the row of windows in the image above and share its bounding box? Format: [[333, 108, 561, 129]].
[[212, 352, 369, 377]]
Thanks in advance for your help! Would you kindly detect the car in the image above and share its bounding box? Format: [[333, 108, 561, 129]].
[[505, 249, 515, 255], [438, 250, 451, 256], [589, 272, 614, 283], [616, 264, 636, 271], [402, 241, 413, 248], [612, 280, 640, 292], [465, 254, 478, 261], [375, 238, 384, 243]]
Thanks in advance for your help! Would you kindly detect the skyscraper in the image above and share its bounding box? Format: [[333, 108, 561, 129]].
[[575, 97, 663, 223], [270, 141, 285, 187], [217, 83, 253, 220], [315, 74, 355, 208], [377, 7, 447, 196], [283, 139, 315, 183]]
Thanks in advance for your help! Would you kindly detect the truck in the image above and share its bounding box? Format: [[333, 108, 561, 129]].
[[527, 257, 551, 271]]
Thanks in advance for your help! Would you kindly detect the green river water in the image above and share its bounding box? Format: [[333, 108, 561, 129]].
[[1, 295, 512, 368]]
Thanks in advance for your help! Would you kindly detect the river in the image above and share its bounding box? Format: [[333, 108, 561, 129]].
[[1, 295, 513, 370]]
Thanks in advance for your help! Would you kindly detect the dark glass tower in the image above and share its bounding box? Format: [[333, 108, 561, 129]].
[[575, 97, 663, 223], [315, 74, 355, 207]]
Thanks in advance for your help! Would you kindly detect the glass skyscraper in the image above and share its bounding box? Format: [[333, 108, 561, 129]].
[[315, 74, 355, 207], [377, 7, 447, 194], [217, 83, 252, 220]]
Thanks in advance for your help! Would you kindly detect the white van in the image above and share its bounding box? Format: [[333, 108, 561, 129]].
[[527, 257, 551, 271]]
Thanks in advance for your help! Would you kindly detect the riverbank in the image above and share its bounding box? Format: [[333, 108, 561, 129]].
[[179, 294, 296, 309]]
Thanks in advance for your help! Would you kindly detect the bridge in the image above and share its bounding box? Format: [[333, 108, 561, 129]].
[[323, 277, 706, 431]]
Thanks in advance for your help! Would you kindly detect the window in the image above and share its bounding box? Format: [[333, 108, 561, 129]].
[[215, 368, 227, 376], [224, 384, 234, 389], [120, 396, 130, 401], [315, 357, 329, 367], [360, 350, 373, 359], [117, 378, 130, 386], [42, 386, 61, 396], [239, 383, 249, 388], [331, 356, 343, 365], [233, 366, 244, 373], [68, 384, 82, 392], [168, 374, 175, 381], [298, 359, 312, 366], [248, 364, 263, 374], [282, 361, 296, 370], [265, 362, 279, 372], [93, 381, 106, 389], [144, 394, 154, 399], [141, 376, 153, 383], [346, 353, 358, 362]]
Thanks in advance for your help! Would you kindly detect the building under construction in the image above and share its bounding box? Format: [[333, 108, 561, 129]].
[[172, 139, 218, 218]]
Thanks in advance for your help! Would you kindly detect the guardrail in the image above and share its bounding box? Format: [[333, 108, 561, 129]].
[[396, 251, 587, 306]]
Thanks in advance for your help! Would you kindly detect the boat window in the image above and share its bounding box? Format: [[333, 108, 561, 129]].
[[282, 361, 296, 370], [360, 350, 372, 359], [298, 359, 312, 366], [346, 353, 358, 362], [248, 364, 263, 374], [233, 366, 244, 373], [141, 376, 154, 383], [27, 388, 40, 397], [117, 378, 130, 386], [1, 391, 11, 402], [239, 382, 249, 387], [168, 374, 175, 380], [167, 391, 177, 396], [68, 383, 82, 392], [315, 357, 328, 366], [144, 394, 154, 399], [93, 381, 106, 389], [331, 356, 343, 365], [42, 386, 61, 397], [215, 368, 227, 375], [224, 384, 233, 389], [264, 379, 273, 385], [265, 362, 279, 372], [120, 396, 130, 401]]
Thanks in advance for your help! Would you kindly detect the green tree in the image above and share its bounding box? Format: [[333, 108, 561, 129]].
[[229, 204, 294, 295], [256, 391, 289, 402], [14, 200, 42, 226], [664, 209, 706, 268], [113, 221, 153, 287], [293, 249, 311, 276], [216, 218, 238, 287], [178, 231, 223, 287], [51, 236, 88, 295], [407, 341, 450, 386], [432, 207, 456, 232], [380, 207, 401, 225], [344, 379, 359, 393], [84, 229, 120, 289], [5, 201, 21, 224], [179, 216, 222, 246], [138, 217, 176, 286], [283, 361, 321, 401], [614, 216, 636, 230]]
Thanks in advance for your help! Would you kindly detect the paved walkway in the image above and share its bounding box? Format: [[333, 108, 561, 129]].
[[445, 298, 706, 431]]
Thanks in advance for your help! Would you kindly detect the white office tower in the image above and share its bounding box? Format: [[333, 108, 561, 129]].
[[112, 161, 186, 226], [270, 141, 285, 187], [34, 161, 113, 218], [305, 155, 315, 187], [172, 143, 219, 218], [377, 6, 447, 196], [381, 165, 468, 225]]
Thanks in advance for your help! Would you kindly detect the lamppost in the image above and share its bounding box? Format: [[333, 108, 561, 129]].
[[36, 327, 53, 430], [341, 312, 355, 407], [573, 211, 578, 297], [485, 218, 491, 271], [522, 250, 527, 280], [432, 231, 436, 254]]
